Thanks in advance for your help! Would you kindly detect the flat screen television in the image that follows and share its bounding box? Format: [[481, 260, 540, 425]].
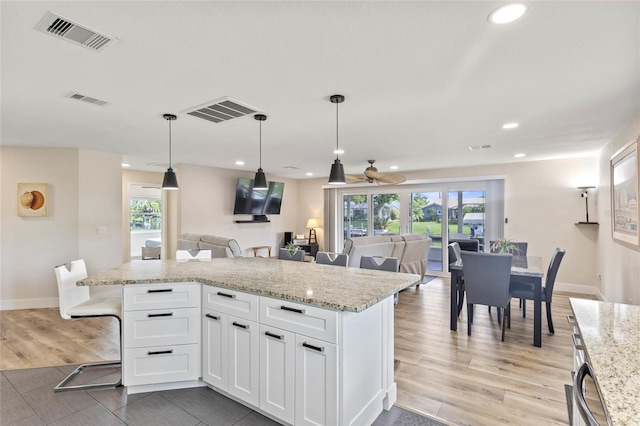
[[233, 177, 284, 216]]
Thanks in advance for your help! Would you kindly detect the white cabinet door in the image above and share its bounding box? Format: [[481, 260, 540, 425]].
[[259, 325, 295, 425], [202, 309, 229, 391], [295, 335, 338, 426], [228, 316, 259, 407]]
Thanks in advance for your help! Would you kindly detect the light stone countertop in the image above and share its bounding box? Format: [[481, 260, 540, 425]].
[[79, 257, 421, 312], [570, 298, 640, 426]]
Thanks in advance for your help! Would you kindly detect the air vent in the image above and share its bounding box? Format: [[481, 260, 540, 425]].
[[468, 144, 492, 151], [67, 92, 108, 106], [184, 97, 261, 124], [35, 12, 118, 52], [283, 166, 300, 170]]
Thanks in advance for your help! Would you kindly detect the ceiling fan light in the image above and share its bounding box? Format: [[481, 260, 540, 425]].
[[162, 167, 179, 190], [253, 168, 268, 190], [329, 159, 346, 184]]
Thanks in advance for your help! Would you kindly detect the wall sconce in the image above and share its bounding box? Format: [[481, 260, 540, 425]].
[[577, 186, 598, 225], [306, 218, 319, 244]]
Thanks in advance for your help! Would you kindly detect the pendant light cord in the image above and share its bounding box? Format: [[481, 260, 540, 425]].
[[335, 100, 339, 160], [168, 118, 172, 168], [259, 120, 262, 169]]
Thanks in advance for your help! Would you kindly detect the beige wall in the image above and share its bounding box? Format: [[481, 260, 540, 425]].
[[0, 147, 123, 309], [596, 113, 640, 304], [178, 164, 300, 256]]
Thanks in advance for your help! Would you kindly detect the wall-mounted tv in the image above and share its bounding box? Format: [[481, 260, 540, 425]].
[[233, 177, 284, 216]]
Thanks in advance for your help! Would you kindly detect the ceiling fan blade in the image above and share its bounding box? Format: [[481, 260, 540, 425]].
[[345, 174, 367, 182], [376, 174, 407, 185]]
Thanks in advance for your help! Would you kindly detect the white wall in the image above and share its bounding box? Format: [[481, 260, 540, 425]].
[[596, 113, 640, 304], [178, 164, 299, 256], [0, 147, 123, 309]]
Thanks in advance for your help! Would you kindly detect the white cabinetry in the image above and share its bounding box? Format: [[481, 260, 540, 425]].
[[202, 285, 394, 426], [123, 283, 200, 393], [202, 286, 260, 407]]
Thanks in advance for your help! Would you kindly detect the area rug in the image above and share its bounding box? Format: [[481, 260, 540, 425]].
[[374, 405, 450, 426], [422, 275, 437, 284]]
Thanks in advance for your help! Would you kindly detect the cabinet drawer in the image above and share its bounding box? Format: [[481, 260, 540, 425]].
[[123, 344, 199, 386], [124, 307, 199, 348], [260, 297, 338, 344], [202, 285, 258, 322], [124, 283, 200, 311]]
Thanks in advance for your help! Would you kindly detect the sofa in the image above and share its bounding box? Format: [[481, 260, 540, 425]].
[[342, 234, 432, 282], [177, 233, 243, 258]]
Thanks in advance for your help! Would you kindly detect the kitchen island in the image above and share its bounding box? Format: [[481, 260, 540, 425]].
[[570, 298, 640, 426], [81, 257, 420, 426]]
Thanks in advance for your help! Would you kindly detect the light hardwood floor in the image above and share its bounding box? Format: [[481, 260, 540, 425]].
[[0, 278, 593, 425]]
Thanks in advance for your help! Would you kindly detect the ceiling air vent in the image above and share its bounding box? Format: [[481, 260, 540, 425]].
[[184, 97, 261, 124], [35, 12, 118, 52], [67, 92, 108, 106]]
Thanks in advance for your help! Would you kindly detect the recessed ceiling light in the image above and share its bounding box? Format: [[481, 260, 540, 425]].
[[235, 161, 245, 166], [502, 122, 519, 129], [121, 163, 130, 167], [488, 3, 527, 24], [514, 153, 526, 158], [333, 149, 344, 155], [306, 172, 314, 176], [390, 165, 398, 170]]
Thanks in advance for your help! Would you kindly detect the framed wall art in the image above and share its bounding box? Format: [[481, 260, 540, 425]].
[[18, 183, 48, 217], [611, 137, 640, 247]]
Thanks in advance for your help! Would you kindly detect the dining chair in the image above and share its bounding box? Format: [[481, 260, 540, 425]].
[[460, 251, 513, 341], [176, 249, 212, 260], [360, 256, 400, 305], [54, 259, 122, 391], [509, 248, 565, 333], [448, 242, 464, 316], [278, 248, 305, 261], [316, 251, 349, 267]]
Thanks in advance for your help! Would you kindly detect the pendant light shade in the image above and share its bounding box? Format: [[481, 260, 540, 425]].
[[328, 94, 346, 185], [161, 114, 179, 190], [253, 114, 268, 190]]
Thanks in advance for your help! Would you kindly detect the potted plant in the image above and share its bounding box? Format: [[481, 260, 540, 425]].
[[491, 238, 519, 254], [285, 242, 299, 256]]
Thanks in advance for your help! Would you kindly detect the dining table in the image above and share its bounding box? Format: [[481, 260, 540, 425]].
[[450, 255, 545, 347]]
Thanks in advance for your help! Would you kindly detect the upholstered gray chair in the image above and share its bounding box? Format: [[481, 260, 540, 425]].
[[360, 256, 401, 305], [54, 260, 122, 391], [316, 252, 349, 267], [278, 248, 305, 261], [509, 248, 565, 333], [460, 251, 513, 341]]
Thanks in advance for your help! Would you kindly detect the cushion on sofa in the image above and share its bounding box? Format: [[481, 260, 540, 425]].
[[177, 233, 243, 258], [400, 234, 432, 279], [346, 242, 395, 268]]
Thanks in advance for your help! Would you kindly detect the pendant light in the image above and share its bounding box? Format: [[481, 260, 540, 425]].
[[328, 94, 346, 184], [253, 114, 268, 190], [161, 114, 179, 190]]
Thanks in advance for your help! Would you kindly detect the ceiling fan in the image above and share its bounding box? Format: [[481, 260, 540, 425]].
[[346, 160, 407, 185]]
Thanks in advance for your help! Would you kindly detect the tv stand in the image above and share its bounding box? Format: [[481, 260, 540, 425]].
[[235, 215, 270, 223]]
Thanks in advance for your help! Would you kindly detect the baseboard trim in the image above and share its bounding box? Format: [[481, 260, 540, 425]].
[[555, 282, 598, 296], [0, 298, 58, 311]]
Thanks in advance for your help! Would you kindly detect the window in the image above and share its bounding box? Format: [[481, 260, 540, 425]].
[[130, 198, 161, 231]]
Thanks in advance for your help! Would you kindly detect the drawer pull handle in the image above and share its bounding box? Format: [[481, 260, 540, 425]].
[[148, 350, 173, 355], [217, 291, 236, 299], [572, 333, 585, 351], [232, 321, 248, 329], [567, 314, 575, 324], [148, 288, 173, 293], [148, 312, 173, 318], [205, 313, 220, 320], [302, 342, 324, 352], [280, 305, 305, 314], [265, 331, 284, 340]]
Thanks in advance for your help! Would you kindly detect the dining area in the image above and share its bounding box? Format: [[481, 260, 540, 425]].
[[448, 240, 565, 348]]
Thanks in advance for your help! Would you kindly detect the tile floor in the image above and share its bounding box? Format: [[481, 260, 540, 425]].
[[1, 366, 445, 426]]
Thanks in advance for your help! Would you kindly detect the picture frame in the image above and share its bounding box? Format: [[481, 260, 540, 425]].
[[611, 137, 640, 247], [17, 183, 48, 217]]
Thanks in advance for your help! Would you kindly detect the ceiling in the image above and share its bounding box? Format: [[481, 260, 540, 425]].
[[2, 1, 639, 179]]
